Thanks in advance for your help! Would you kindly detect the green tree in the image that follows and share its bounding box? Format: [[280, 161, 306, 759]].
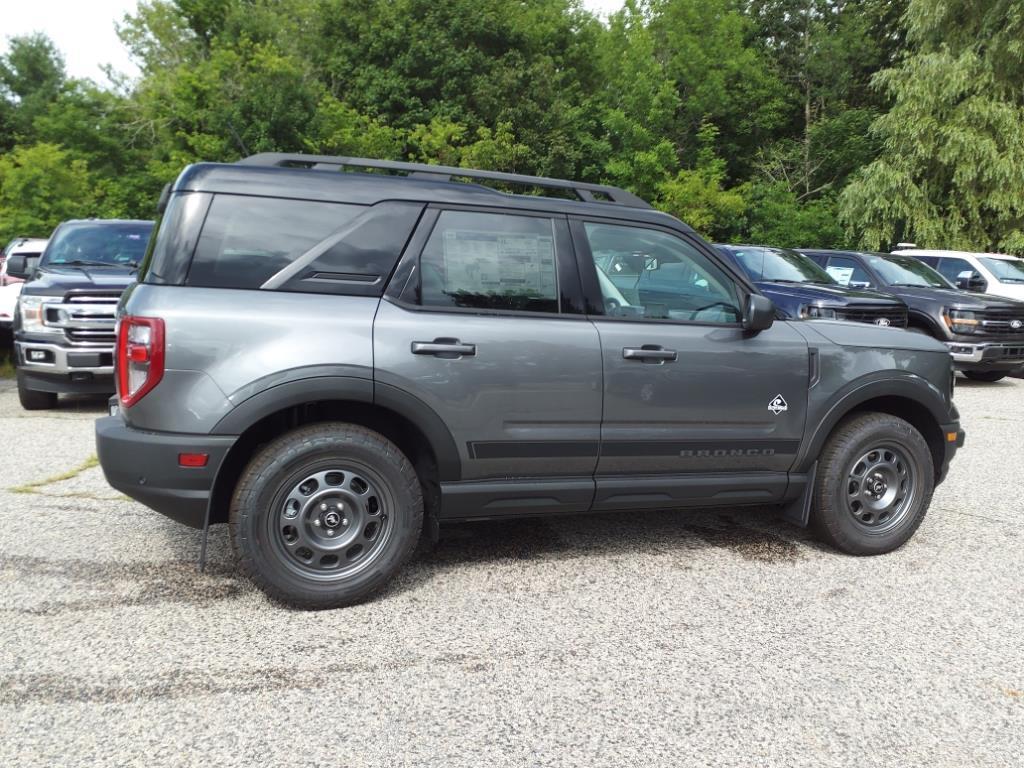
[[840, 0, 1024, 252], [0, 144, 94, 241], [0, 34, 67, 145], [655, 124, 746, 241]]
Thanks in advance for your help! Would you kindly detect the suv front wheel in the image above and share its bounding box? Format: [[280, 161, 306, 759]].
[[230, 422, 423, 608], [811, 413, 934, 555]]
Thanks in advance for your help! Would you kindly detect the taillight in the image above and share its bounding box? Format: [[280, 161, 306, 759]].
[[116, 316, 165, 408]]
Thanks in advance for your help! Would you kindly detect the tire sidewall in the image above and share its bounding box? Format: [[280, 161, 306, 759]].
[[235, 433, 419, 605], [817, 417, 934, 555]]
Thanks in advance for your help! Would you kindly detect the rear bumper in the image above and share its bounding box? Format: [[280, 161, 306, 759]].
[[937, 421, 965, 485], [95, 415, 236, 529]]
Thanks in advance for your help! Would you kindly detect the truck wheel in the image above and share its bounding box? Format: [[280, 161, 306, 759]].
[[17, 381, 57, 410], [811, 413, 934, 555], [230, 422, 423, 609], [963, 371, 1006, 382]]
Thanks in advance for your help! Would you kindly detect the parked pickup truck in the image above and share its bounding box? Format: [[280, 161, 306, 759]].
[[716, 244, 909, 327], [8, 219, 153, 409], [801, 249, 1024, 382]]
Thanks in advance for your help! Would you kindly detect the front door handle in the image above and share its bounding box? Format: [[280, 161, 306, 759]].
[[411, 339, 477, 357], [622, 346, 678, 362]]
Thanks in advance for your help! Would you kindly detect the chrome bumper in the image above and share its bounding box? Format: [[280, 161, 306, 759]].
[[14, 340, 115, 375], [946, 341, 1024, 364]]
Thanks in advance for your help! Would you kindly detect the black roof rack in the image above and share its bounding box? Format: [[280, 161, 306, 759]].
[[237, 153, 652, 209]]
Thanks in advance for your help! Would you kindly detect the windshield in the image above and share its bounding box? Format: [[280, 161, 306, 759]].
[[722, 246, 834, 284], [980, 257, 1024, 283], [865, 254, 951, 288], [42, 221, 154, 267]]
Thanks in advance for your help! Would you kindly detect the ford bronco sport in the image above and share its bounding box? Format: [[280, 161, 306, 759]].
[[95, 154, 964, 608]]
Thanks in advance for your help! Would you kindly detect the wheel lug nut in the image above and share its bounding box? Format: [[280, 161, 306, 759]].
[[314, 519, 321, 527], [320, 503, 327, 511], [327, 529, 335, 536], [342, 518, 349, 526]]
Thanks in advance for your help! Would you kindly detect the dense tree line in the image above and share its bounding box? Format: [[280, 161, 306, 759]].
[[0, 0, 1021, 253]]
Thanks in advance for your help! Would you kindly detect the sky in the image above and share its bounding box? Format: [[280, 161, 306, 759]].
[[1, 0, 626, 86]]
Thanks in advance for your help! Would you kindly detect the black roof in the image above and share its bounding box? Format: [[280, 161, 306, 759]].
[[172, 153, 688, 232]]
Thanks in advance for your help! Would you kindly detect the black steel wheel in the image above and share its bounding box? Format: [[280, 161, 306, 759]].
[[230, 422, 422, 609], [811, 412, 934, 555]]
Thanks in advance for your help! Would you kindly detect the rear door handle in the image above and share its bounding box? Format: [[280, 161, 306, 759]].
[[622, 346, 678, 362], [411, 339, 477, 357]]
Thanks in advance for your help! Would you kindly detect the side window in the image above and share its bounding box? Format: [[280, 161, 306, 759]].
[[825, 255, 873, 288], [584, 222, 741, 323], [186, 195, 361, 289], [936, 257, 972, 283], [419, 210, 560, 313]]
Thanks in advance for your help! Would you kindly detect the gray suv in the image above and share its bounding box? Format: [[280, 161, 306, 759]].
[[96, 154, 964, 608]]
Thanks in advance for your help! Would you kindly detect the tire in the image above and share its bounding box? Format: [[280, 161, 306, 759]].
[[230, 422, 423, 609], [963, 370, 1006, 382], [18, 382, 57, 410], [810, 412, 934, 556]]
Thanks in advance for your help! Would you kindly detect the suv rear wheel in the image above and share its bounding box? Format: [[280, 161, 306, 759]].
[[811, 413, 934, 555], [230, 422, 423, 608], [962, 371, 1006, 382], [17, 381, 57, 410]]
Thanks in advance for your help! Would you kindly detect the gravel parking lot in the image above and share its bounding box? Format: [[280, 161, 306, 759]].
[[0, 374, 1021, 767]]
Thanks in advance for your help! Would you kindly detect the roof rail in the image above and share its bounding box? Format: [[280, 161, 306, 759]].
[[237, 153, 652, 209]]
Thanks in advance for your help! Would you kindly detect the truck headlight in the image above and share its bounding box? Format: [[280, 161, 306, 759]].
[[943, 309, 979, 334], [17, 295, 49, 331], [800, 305, 837, 320]]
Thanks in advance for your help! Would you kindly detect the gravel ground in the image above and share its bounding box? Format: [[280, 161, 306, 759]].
[[0, 374, 1021, 767]]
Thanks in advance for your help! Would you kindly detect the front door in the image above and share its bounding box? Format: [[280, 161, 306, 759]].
[[572, 219, 810, 510], [374, 208, 603, 516]]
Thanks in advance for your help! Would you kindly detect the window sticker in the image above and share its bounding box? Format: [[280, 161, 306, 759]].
[[441, 229, 556, 298], [826, 266, 854, 286]]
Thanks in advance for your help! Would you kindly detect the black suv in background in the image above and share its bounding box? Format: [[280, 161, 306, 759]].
[[9, 219, 154, 409], [801, 249, 1024, 382], [716, 244, 908, 327]]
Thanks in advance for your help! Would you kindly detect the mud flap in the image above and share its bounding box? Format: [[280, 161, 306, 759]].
[[782, 461, 817, 527]]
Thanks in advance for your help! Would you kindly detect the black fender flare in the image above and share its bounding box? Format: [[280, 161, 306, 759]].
[[793, 372, 950, 473], [211, 374, 461, 481]]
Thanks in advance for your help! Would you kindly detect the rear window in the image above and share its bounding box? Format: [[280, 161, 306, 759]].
[[186, 195, 362, 289]]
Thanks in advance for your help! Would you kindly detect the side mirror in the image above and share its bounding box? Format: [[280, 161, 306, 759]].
[[5, 254, 36, 280], [956, 271, 987, 292], [744, 293, 775, 332]]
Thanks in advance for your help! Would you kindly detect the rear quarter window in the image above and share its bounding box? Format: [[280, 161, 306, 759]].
[[186, 195, 362, 290]]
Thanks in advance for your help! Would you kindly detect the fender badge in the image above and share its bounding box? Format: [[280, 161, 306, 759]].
[[768, 395, 788, 415]]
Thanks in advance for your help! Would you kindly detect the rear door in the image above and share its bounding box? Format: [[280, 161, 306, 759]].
[[572, 219, 810, 511], [374, 206, 603, 516]]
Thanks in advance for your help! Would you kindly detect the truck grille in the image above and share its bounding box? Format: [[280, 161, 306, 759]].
[[835, 306, 909, 328], [44, 295, 120, 346], [977, 308, 1024, 337]]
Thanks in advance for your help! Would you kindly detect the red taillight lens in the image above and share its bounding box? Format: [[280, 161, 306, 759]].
[[116, 316, 165, 408]]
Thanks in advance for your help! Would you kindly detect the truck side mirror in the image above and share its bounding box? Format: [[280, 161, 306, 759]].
[[5, 254, 36, 280], [744, 293, 775, 332], [956, 271, 987, 292]]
